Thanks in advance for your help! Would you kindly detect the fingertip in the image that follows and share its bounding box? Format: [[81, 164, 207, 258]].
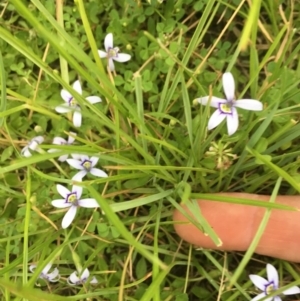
[[173, 193, 300, 262]]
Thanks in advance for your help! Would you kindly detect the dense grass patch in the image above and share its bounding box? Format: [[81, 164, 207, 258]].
[[0, 0, 300, 300]]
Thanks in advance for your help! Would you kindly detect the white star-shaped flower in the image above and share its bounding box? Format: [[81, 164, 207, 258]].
[[66, 155, 108, 181], [29, 263, 60, 282], [48, 132, 77, 162], [51, 184, 100, 229], [197, 72, 263, 136], [249, 263, 300, 301], [21, 136, 44, 157], [68, 268, 98, 285], [98, 33, 131, 71], [55, 80, 102, 128]]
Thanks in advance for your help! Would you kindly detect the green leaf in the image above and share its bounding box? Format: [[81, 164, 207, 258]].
[[1, 146, 14, 162], [136, 257, 147, 279]]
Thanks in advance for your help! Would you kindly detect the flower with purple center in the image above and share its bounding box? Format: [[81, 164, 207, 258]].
[[48, 132, 77, 162], [55, 80, 102, 128], [67, 155, 108, 182], [98, 33, 131, 72], [21, 136, 44, 157], [196, 72, 263, 136], [249, 263, 300, 301], [29, 263, 60, 282], [68, 268, 98, 285], [51, 184, 100, 229]]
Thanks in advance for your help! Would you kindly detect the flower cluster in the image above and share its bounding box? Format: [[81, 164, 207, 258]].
[[20, 34, 127, 230], [21, 77, 112, 229], [22, 33, 131, 290], [29, 263, 98, 285], [19, 33, 132, 231]]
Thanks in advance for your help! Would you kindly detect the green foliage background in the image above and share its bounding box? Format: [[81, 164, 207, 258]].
[[0, 0, 300, 300]]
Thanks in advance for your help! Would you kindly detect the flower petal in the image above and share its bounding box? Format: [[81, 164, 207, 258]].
[[34, 136, 44, 144], [72, 170, 87, 182], [56, 184, 70, 198], [81, 154, 89, 161], [250, 293, 268, 301], [90, 156, 99, 167], [72, 185, 83, 199], [86, 96, 102, 104], [90, 168, 108, 178], [52, 199, 71, 208], [21, 147, 31, 157], [58, 154, 69, 162], [29, 264, 36, 273], [71, 154, 82, 160], [226, 107, 239, 136], [47, 267, 60, 282], [53, 137, 67, 145], [114, 53, 131, 62], [249, 274, 269, 291], [234, 99, 263, 111], [207, 109, 227, 130], [266, 264, 279, 287], [72, 80, 82, 95], [42, 263, 52, 275], [73, 110, 82, 128], [67, 159, 83, 170], [81, 268, 90, 280], [104, 33, 113, 51], [90, 276, 98, 284], [108, 58, 115, 71], [78, 198, 100, 208], [62, 206, 77, 229], [197, 96, 227, 108], [28, 141, 39, 151], [222, 72, 235, 101], [68, 271, 80, 285], [273, 296, 282, 301], [55, 104, 72, 113], [98, 50, 108, 58], [282, 285, 300, 295], [67, 132, 77, 144], [61, 89, 71, 102]]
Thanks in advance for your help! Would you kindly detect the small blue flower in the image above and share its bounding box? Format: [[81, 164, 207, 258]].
[[55, 80, 102, 128], [48, 132, 77, 162], [98, 33, 131, 71], [51, 185, 100, 229], [196, 72, 263, 135], [21, 136, 44, 157], [68, 268, 98, 285], [67, 155, 108, 182], [29, 263, 60, 282]]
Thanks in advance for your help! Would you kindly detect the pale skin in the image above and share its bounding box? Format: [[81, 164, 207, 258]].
[[173, 193, 300, 262]]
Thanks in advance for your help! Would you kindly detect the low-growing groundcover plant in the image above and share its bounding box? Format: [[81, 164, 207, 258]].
[[1, 0, 300, 300]]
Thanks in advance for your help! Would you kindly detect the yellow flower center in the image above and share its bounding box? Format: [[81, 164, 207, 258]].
[[82, 160, 92, 171], [220, 103, 232, 113], [69, 97, 78, 107], [266, 283, 275, 295], [67, 192, 77, 204], [108, 47, 119, 58]]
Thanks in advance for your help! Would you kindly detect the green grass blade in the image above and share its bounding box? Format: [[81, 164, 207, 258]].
[[87, 185, 167, 270]]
